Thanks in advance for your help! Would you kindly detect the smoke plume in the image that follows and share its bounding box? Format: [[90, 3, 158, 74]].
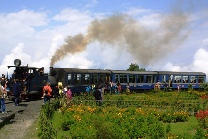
[[50, 9, 189, 67]]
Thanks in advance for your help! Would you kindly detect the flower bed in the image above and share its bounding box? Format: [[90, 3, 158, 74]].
[[38, 91, 208, 138]]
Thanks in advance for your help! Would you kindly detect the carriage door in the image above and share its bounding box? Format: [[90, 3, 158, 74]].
[[168, 75, 173, 87], [105, 73, 110, 83]]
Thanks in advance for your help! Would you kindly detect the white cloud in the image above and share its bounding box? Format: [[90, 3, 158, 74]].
[[0, 43, 32, 77], [0, 10, 47, 37], [53, 8, 91, 22], [151, 48, 208, 81], [161, 63, 181, 71], [192, 48, 208, 73], [54, 53, 94, 69]]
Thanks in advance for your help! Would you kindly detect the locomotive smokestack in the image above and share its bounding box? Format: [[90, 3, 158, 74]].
[[49, 67, 53, 76]]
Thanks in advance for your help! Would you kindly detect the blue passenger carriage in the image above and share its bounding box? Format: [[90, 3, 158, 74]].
[[110, 70, 158, 91], [157, 71, 206, 90]]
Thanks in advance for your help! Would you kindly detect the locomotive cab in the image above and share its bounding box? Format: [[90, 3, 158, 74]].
[[7, 59, 49, 100]]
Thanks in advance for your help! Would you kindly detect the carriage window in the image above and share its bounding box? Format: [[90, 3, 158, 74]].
[[115, 74, 119, 83], [146, 75, 153, 83], [174, 76, 181, 83], [129, 74, 136, 83], [120, 74, 127, 83], [73, 74, 81, 84], [162, 75, 167, 83], [190, 76, 196, 83], [83, 74, 90, 84], [182, 76, 189, 83], [68, 74, 72, 84], [138, 75, 144, 83], [153, 76, 157, 83], [198, 76, 204, 83], [91, 74, 98, 84], [100, 74, 106, 84]]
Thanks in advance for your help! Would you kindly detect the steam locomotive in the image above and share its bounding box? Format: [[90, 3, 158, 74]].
[[4, 59, 206, 100], [5, 59, 56, 100]]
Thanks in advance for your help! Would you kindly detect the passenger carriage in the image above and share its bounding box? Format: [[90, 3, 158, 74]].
[[157, 71, 206, 90], [110, 70, 158, 91], [50, 68, 111, 93]]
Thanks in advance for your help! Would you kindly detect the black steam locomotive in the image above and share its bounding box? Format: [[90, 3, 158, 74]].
[[5, 59, 56, 100]]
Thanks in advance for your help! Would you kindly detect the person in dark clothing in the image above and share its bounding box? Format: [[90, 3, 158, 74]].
[[52, 86, 59, 98], [93, 85, 102, 106], [12, 79, 21, 106]]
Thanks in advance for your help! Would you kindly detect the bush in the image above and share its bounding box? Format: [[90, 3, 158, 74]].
[[38, 102, 56, 139]]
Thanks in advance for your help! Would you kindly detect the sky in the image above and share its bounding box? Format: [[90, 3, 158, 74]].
[[0, 0, 208, 79]]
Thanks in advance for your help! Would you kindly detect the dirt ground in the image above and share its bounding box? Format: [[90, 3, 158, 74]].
[[0, 99, 44, 139]]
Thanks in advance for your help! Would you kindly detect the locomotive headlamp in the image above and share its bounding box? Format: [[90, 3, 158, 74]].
[[14, 59, 21, 66]]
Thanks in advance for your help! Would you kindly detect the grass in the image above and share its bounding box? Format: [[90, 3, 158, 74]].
[[167, 116, 199, 138]]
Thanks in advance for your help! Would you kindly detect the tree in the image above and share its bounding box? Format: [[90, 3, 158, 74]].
[[127, 63, 146, 71]]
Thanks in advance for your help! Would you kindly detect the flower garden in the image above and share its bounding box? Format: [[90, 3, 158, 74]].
[[38, 90, 208, 139]]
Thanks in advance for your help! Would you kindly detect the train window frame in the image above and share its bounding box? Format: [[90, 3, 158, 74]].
[[91, 74, 98, 84], [138, 75, 145, 83], [174, 76, 181, 83], [190, 76, 196, 83], [153, 75, 157, 83], [198, 76, 205, 83], [99, 74, 106, 84], [73, 74, 81, 85], [115, 74, 119, 83], [67, 74, 72, 85], [83, 74, 90, 85], [120, 74, 127, 83], [182, 76, 189, 83], [162, 75, 168, 83], [145, 75, 153, 83], [129, 74, 136, 83]]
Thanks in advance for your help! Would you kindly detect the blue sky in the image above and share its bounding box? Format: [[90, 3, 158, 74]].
[[0, 0, 171, 12], [0, 0, 208, 78]]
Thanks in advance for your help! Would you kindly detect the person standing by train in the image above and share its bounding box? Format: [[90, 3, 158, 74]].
[[12, 79, 21, 106], [114, 83, 118, 94], [93, 84, 102, 106], [86, 85, 91, 96], [0, 84, 6, 113], [66, 87, 72, 104], [58, 82, 63, 97], [43, 82, 52, 104], [177, 84, 180, 92], [117, 82, 122, 94], [63, 84, 67, 94], [126, 83, 130, 94], [1, 76, 7, 98]]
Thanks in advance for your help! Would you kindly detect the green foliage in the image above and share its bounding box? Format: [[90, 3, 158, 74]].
[[166, 124, 171, 134], [188, 84, 193, 91], [194, 127, 206, 139], [199, 82, 208, 91], [38, 102, 56, 139], [127, 63, 146, 71], [60, 114, 74, 131]]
